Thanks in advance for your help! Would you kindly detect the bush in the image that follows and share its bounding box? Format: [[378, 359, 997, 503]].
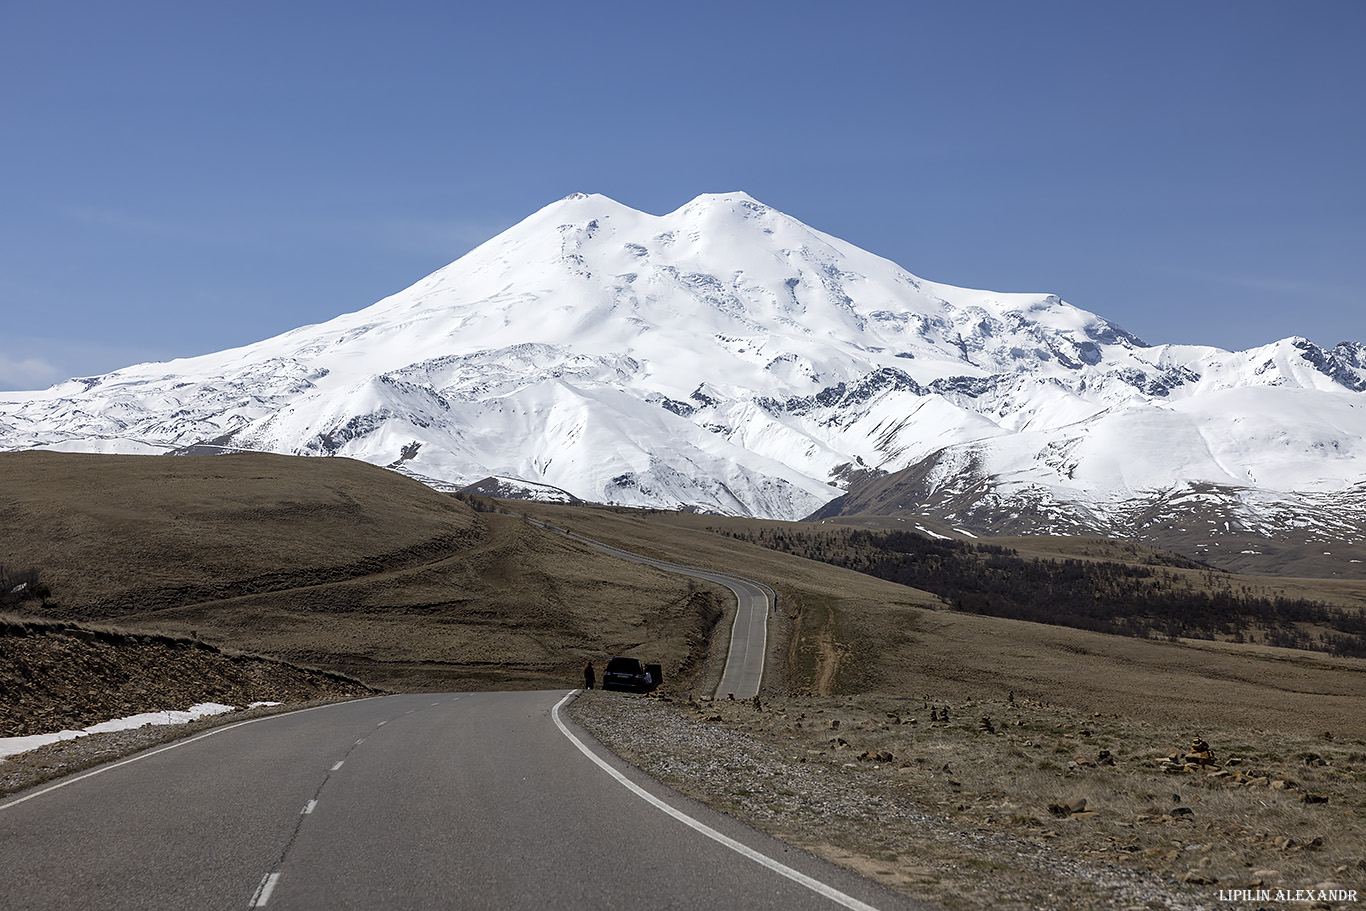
[[0, 565, 47, 606]]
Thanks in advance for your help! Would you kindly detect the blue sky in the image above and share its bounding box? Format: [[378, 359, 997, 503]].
[[2, 0, 1362, 390]]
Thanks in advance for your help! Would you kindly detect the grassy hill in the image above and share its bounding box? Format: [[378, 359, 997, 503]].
[[4, 451, 1364, 739], [7, 452, 1364, 907], [512, 503, 1366, 740], [0, 452, 724, 692]]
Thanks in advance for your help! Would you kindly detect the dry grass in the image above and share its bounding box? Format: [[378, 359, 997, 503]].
[[6, 454, 1362, 737], [0, 452, 727, 692], [5, 453, 1365, 904], [515, 502, 1366, 740], [647, 690, 1366, 903]]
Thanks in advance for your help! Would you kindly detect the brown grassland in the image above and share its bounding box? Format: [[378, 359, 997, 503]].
[[3, 451, 1364, 907], [0, 451, 723, 693]]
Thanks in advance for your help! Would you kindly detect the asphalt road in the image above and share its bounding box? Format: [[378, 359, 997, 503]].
[[701, 570, 769, 700], [0, 691, 927, 911], [531, 520, 772, 698]]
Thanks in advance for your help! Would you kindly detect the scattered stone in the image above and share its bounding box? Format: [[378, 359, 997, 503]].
[[566, 692, 1358, 911], [1048, 797, 1088, 817], [1186, 736, 1217, 767], [1181, 871, 1218, 885]]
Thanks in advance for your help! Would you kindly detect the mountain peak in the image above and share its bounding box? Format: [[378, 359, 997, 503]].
[[670, 191, 772, 217], [538, 192, 634, 216], [2, 193, 1362, 557], [684, 190, 766, 206]]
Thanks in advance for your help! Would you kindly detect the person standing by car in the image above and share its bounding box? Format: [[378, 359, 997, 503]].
[[583, 660, 595, 690]]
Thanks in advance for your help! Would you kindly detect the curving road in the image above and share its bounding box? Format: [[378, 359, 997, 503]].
[[526, 518, 773, 699], [0, 691, 926, 910], [0, 520, 913, 908]]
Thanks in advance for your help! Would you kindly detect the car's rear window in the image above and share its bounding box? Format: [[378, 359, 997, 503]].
[[605, 657, 642, 672]]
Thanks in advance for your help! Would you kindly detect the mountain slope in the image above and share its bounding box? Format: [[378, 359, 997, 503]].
[[1, 192, 1363, 565]]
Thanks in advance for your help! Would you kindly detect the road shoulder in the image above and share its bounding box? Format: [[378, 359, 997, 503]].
[[568, 691, 1210, 911]]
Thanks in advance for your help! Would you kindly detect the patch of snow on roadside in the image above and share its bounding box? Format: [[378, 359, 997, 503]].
[[0, 702, 236, 760]]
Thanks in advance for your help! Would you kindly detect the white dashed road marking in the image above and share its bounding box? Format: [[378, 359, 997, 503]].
[[248, 872, 280, 907]]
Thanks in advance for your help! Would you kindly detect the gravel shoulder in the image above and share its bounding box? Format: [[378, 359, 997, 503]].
[[569, 690, 1365, 911]]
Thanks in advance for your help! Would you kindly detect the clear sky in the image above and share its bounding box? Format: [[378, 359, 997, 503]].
[[2, 0, 1362, 391]]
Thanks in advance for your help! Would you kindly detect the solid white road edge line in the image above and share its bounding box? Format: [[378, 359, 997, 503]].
[[0, 698, 381, 813], [249, 872, 281, 908], [551, 691, 884, 911]]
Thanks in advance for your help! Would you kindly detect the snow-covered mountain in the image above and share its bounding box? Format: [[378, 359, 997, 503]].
[[3, 192, 1364, 566]]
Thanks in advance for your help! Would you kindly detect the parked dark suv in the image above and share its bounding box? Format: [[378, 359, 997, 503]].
[[600, 656, 662, 693]]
